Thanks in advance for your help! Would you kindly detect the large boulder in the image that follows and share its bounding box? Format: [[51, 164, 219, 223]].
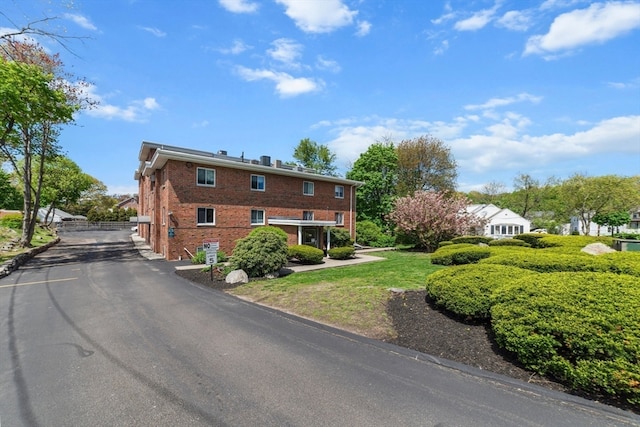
[[581, 242, 616, 255], [225, 269, 249, 284]]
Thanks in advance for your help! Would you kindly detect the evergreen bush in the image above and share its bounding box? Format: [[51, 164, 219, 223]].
[[451, 235, 493, 245], [488, 238, 530, 247], [426, 264, 537, 319], [430, 245, 491, 266], [326, 227, 353, 248], [328, 246, 355, 260], [231, 228, 288, 277], [0, 213, 22, 229], [491, 272, 640, 406], [288, 245, 324, 264]]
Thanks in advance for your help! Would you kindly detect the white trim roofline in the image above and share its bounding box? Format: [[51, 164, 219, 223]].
[[134, 141, 363, 187]]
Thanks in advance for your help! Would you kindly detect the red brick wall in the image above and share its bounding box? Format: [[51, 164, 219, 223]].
[[140, 159, 357, 260]]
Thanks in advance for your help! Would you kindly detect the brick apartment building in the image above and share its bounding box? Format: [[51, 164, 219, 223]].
[[134, 142, 363, 260]]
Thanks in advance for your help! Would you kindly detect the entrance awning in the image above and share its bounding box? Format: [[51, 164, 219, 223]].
[[267, 218, 336, 227]]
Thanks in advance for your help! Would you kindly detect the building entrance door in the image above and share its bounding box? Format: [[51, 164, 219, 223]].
[[301, 227, 319, 248]]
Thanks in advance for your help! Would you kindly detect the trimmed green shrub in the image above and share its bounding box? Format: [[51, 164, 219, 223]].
[[426, 264, 537, 319], [326, 227, 353, 248], [430, 245, 491, 266], [514, 233, 552, 248], [328, 246, 355, 260], [615, 232, 640, 240], [598, 252, 640, 276], [192, 250, 227, 264], [356, 220, 396, 247], [288, 245, 324, 264], [480, 251, 640, 276], [0, 213, 23, 229], [231, 228, 289, 277], [438, 241, 454, 247], [451, 235, 493, 245], [249, 225, 288, 241], [491, 272, 640, 406], [538, 235, 614, 251], [488, 238, 530, 247]]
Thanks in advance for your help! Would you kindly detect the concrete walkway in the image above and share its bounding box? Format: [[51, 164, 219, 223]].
[[130, 233, 391, 272]]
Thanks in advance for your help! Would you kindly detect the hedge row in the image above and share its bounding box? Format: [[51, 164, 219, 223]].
[[328, 246, 355, 260], [480, 251, 640, 276], [426, 264, 537, 319], [487, 238, 530, 247], [430, 244, 491, 266], [491, 272, 640, 406]]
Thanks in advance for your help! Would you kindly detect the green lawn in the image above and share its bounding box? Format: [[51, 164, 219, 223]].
[[228, 250, 443, 339], [0, 226, 57, 263]]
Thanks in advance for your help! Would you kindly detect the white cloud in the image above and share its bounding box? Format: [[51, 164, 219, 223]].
[[464, 93, 543, 111], [218, 39, 251, 55], [356, 21, 372, 37], [218, 0, 259, 13], [275, 0, 358, 33], [606, 76, 640, 89], [235, 66, 324, 97], [64, 13, 98, 31], [525, 2, 640, 57], [454, 8, 496, 31], [496, 10, 532, 31], [83, 85, 160, 122], [316, 55, 341, 73], [267, 38, 303, 67], [433, 39, 449, 55], [432, 2, 457, 25], [140, 27, 167, 37]]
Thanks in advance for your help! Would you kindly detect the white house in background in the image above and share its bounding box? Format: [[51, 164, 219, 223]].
[[467, 204, 531, 239]]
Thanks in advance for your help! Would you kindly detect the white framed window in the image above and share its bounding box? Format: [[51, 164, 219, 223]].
[[335, 212, 344, 226], [303, 181, 314, 196], [303, 211, 314, 220], [196, 167, 216, 186], [197, 207, 215, 225], [251, 175, 265, 191], [251, 209, 265, 225], [334, 185, 344, 199]]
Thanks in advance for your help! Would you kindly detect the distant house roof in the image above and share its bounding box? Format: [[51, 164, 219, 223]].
[[116, 196, 138, 209], [37, 207, 87, 223]]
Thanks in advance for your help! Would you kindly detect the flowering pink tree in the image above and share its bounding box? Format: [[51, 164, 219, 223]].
[[389, 191, 486, 251]]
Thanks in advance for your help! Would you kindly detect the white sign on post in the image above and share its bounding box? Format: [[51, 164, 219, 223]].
[[203, 239, 219, 265]]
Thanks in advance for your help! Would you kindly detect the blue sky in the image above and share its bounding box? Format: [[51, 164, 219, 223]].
[[3, 0, 639, 195]]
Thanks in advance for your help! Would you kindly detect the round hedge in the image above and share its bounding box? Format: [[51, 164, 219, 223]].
[[327, 246, 355, 260], [288, 244, 324, 264], [425, 264, 537, 319], [490, 272, 640, 406], [480, 251, 640, 276], [430, 244, 491, 266], [231, 228, 289, 277], [487, 238, 530, 247]]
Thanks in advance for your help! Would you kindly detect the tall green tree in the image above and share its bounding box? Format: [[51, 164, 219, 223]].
[[38, 156, 94, 224], [0, 168, 22, 209], [559, 174, 640, 235], [396, 135, 457, 196], [346, 140, 398, 230], [0, 40, 90, 246], [592, 211, 632, 236], [292, 138, 338, 176]]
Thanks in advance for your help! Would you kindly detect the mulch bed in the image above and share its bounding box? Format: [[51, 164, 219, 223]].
[[175, 269, 637, 413]]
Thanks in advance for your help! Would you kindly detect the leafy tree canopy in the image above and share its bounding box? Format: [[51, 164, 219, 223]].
[[292, 138, 338, 176], [396, 135, 457, 196]]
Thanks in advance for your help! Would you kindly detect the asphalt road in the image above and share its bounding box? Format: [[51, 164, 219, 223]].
[[1, 230, 638, 426]]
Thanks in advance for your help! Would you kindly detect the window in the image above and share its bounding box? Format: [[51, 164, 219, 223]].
[[251, 175, 265, 191], [197, 207, 215, 225], [335, 185, 344, 199], [197, 167, 215, 186], [251, 209, 265, 225], [335, 212, 344, 225], [303, 181, 314, 196], [303, 211, 314, 220]]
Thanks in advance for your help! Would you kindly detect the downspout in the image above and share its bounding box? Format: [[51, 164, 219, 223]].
[[297, 226, 302, 245]]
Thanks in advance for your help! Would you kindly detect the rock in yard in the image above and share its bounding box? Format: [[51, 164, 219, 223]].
[[225, 269, 249, 284], [581, 242, 616, 255]]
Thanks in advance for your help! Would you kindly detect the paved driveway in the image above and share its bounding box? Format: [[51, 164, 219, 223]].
[[1, 230, 638, 426]]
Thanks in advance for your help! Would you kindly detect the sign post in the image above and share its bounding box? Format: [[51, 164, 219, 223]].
[[203, 239, 219, 281]]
